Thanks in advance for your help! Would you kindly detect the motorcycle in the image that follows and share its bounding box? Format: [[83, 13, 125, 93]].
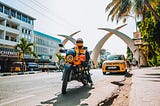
[[59, 44, 92, 94]]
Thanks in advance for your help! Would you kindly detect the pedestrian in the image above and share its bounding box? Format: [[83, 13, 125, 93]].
[[126, 60, 131, 70]]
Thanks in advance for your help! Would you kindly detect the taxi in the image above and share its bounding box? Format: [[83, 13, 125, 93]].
[[102, 54, 127, 75]]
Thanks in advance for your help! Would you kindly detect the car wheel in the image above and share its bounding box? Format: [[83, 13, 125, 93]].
[[103, 72, 106, 75]]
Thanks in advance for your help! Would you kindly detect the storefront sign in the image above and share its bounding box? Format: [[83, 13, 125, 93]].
[[133, 32, 141, 39], [134, 39, 142, 45], [133, 32, 142, 45], [0, 48, 18, 57]]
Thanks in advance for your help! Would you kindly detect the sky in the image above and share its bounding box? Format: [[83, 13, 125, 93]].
[[1, 0, 137, 56]]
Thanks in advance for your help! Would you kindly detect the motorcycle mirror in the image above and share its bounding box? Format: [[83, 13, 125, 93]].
[[83, 47, 88, 50], [59, 49, 66, 53], [58, 44, 64, 47]]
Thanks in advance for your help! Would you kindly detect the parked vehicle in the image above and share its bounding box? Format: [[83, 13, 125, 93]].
[[131, 61, 138, 66], [26, 62, 39, 71], [11, 62, 24, 72], [102, 54, 127, 74], [38, 62, 59, 72], [59, 43, 93, 94]]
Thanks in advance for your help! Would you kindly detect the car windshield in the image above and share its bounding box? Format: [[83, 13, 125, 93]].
[[107, 55, 124, 60], [12, 62, 22, 67]]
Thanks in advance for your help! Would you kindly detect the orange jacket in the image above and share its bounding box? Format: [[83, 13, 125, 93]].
[[74, 45, 86, 65]]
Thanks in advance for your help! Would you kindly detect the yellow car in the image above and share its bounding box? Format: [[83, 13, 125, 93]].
[[102, 54, 127, 75]]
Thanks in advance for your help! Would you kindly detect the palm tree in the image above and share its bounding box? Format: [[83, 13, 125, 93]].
[[105, 0, 160, 22], [15, 38, 38, 72]]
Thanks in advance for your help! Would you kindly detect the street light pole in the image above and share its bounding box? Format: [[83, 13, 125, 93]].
[[135, 16, 141, 68]]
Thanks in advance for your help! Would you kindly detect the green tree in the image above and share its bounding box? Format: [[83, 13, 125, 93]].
[[56, 53, 64, 64], [138, 4, 160, 66], [106, 0, 160, 66], [126, 47, 133, 62], [15, 38, 38, 72], [106, 0, 160, 23]]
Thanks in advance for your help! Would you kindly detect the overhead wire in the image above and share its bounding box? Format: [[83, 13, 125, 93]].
[[17, 0, 77, 31], [30, 0, 78, 29]]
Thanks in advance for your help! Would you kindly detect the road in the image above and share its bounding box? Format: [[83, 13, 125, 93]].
[[0, 69, 125, 106]]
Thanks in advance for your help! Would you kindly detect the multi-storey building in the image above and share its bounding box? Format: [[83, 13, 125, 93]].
[[34, 31, 61, 63], [0, 2, 61, 72], [0, 1, 35, 72]]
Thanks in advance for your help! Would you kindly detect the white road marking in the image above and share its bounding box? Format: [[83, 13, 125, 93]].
[[0, 95, 35, 106]]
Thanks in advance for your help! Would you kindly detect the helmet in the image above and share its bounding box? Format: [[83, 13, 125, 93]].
[[76, 38, 83, 46]]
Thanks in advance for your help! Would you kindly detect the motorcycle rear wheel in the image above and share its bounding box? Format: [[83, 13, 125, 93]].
[[81, 74, 89, 86]]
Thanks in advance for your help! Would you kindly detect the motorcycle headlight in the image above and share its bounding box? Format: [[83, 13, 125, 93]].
[[66, 55, 74, 62]]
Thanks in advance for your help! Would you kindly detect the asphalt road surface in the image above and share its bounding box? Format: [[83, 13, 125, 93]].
[[0, 69, 125, 106]]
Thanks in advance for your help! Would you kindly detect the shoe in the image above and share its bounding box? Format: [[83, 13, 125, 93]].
[[90, 83, 95, 89]]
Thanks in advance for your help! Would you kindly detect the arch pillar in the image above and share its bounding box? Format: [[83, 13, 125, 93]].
[[98, 28, 148, 66], [57, 31, 80, 45], [90, 24, 127, 66]]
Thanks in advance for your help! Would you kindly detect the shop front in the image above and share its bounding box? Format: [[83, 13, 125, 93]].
[[0, 47, 18, 72]]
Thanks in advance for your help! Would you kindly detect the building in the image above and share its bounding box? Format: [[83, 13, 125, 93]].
[[0, 2, 61, 72], [0, 1, 35, 72], [34, 31, 61, 63]]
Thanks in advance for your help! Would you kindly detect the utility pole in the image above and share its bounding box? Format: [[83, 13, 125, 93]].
[[131, 15, 142, 68]]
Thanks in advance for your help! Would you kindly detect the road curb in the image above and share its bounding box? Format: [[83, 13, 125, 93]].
[[80, 76, 125, 106], [0, 71, 41, 77]]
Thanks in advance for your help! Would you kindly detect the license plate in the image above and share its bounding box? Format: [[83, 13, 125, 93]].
[[107, 66, 117, 69]]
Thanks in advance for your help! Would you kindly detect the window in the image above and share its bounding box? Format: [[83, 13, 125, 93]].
[[28, 35, 31, 40], [11, 37, 16, 42], [22, 28, 24, 33], [22, 14, 27, 22], [4, 6, 9, 15], [11, 10, 15, 17], [17, 12, 21, 20], [25, 34, 27, 39], [22, 34, 25, 38], [30, 19, 34, 25], [28, 30, 31, 34], [25, 29, 27, 34], [6, 23, 9, 27], [27, 18, 31, 24], [0, 4, 3, 13], [5, 36, 9, 40]]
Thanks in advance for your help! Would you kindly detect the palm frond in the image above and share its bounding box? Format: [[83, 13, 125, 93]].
[[105, 0, 120, 12], [107, 1, 120, 21]]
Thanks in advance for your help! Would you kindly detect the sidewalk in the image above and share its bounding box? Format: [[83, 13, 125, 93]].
[[130, 67, 160, 106]]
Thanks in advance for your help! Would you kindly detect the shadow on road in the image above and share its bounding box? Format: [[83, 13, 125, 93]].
[[138, 73, 160, 82], [125, 71, 132, 78], [145, 73, 160, 76], [110, 71, 132, 87], [41, 85, 92, 106]]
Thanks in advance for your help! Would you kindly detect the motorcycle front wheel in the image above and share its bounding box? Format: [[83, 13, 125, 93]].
[[62, 65, 71, 94]]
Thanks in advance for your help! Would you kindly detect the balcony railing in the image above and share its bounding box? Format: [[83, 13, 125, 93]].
[[0, 39, 18, 46]]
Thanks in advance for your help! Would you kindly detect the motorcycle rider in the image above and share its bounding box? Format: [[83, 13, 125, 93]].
[[74, 38, 94, 87]]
